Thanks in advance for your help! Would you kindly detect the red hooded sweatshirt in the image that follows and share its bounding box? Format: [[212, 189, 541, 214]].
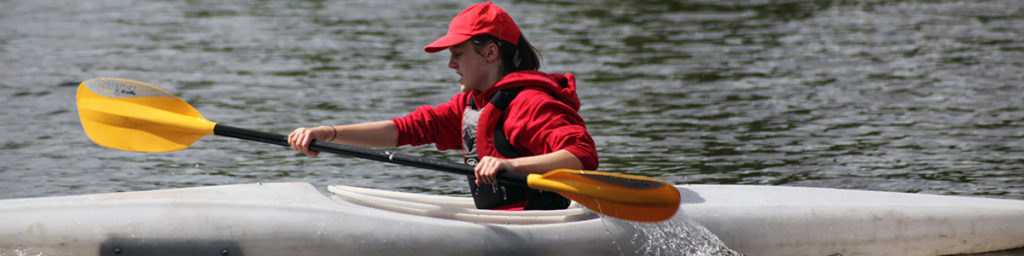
[[392, 71, 599, 171]]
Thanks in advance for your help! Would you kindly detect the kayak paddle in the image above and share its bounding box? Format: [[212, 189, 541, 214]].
[[76, 77, 681, 222]]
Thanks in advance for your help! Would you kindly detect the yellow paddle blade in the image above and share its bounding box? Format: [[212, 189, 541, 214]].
[[527, 169, 681, 222], [76, 78, 216, 152]]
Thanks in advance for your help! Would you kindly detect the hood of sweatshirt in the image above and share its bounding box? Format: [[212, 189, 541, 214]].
[[472, 71, 580, 111]]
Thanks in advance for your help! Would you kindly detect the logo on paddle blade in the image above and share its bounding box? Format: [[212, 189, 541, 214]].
[[84, 78, 175, 98]]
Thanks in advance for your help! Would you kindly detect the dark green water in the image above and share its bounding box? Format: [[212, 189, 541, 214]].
[[1, 0, 1022, 201]]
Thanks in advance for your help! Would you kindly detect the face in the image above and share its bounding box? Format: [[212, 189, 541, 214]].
[[448, 41, 499, 93]]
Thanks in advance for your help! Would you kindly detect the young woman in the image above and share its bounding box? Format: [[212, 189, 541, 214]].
[[287, 2, 597, 210]]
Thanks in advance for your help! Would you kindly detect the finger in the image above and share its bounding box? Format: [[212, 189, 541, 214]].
[[305, 132, 321, 157], [298, 129, 311, 154], [481, 160, 498, 185], [474, 161, 491, 185], [300, 131, 315, 156], [288, 128, 303, 152], [474, 161, 484, 182], [488, 167, 498, 184]]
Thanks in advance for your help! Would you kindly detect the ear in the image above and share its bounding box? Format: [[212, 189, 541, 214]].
[[485, 43, 500, 62]]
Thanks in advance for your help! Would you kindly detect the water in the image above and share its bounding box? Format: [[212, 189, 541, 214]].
[[1, 0, 1022, 211], [625, 217, 740, 256]]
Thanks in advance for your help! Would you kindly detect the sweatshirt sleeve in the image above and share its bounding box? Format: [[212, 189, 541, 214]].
[[391, 94, 465, 151], [504, 91, 599, 170]]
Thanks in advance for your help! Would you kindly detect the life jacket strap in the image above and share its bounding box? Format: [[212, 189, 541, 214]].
[[488, 88, 525, 158]]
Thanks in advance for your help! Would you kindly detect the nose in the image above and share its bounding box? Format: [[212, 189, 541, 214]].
[[448, 55, 457, 69]]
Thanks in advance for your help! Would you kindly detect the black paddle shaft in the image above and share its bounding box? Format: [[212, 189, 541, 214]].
[[212, 124, 530, 186]]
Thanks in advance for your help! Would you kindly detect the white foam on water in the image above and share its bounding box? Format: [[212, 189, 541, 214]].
[[598, 209, 742, 256], [628, 215, 741, 256]]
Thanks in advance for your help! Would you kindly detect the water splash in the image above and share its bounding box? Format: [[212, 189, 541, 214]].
[[599, 212, 741, 256], [629, 215, 741, 256]]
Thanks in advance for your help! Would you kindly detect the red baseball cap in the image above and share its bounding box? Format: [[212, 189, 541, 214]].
[[424, 2, 521, 53]]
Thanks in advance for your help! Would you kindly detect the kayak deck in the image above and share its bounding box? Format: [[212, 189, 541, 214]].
[[311, 183, 1024, 255], [0, 182, 1022, 255], [0, 182, 639, 256], [329, 183, 1024, 255]]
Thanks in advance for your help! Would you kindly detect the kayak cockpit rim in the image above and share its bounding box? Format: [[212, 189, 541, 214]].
[[327, 184, 599, 225]]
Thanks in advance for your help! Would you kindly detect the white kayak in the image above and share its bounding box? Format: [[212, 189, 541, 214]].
[[1, 182, 1022, 256]]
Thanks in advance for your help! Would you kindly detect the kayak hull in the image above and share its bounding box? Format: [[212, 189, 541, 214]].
[[1, 182, 1022, 255], [1, 182, 638, 256], [678, 185, 1024, 256]]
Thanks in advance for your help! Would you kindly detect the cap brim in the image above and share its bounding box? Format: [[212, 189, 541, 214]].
[[424, 33, 472, 53]]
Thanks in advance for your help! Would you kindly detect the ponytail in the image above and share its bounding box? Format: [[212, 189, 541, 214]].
[[470, 34, 542, 75], [512, 36, 541, 72]]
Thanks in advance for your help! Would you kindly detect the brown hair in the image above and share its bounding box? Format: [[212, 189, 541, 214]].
[[469, 34, 541, 75]]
